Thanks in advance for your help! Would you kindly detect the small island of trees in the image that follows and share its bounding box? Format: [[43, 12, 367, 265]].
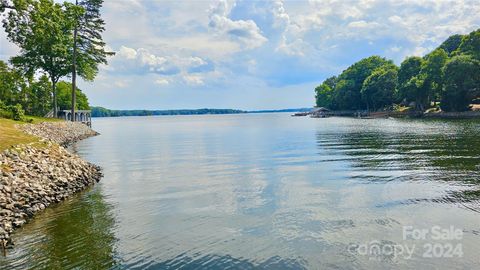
[[315, 29, 480, 113]]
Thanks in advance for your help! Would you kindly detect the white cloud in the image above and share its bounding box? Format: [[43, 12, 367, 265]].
[[389, 46, 402, 53], [154, 78, 169, 86], [114, 80, 130, 88], [208, 0, 268, 49], [183, 74, 204, 86], [3, 0, 480, 109], [110, 46, 209, 76], [271, 0, 290, 29], [117, 46, 138, 60], [388, 15, 404, 25], [348, 20, 381, 29]]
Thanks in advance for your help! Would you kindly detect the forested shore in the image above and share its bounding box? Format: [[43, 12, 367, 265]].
[[0, 0, 111, 122], [315, 29, 480, 113], [0, 0, 110, 248]]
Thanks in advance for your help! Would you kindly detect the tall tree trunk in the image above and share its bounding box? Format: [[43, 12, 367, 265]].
[[52, 79, 57, 118], [71, 0, 78, 122]]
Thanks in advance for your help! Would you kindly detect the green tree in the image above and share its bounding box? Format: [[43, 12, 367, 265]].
[[333, 56, 394, 110], [0, 0, 13, 11], [0, 0, 29, 12], [67, 0, 113, 121], [315, 76, 337, 108], [28, 75, 52, 116], [398, 56, 423, 104], [0, 60, 54, 116], [438, 34, 464, 56], [441, 55, 480, 112], [0, 60, 25, 106], [422, 49, 448, 105], [315, 83, 333, 108], [361, 65, 399, 111], [3, 0, 75, 117], [56, 81, 90, 110], [457, 29, 480, 60]]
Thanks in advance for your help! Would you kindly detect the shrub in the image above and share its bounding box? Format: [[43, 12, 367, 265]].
[[8, 104, 25, 121], [0, 100, 12, 119]]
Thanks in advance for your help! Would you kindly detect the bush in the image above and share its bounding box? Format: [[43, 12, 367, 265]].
[[0, 101, 25, 121], [0, 100, 12, 119], [9, 104, 25, 121]]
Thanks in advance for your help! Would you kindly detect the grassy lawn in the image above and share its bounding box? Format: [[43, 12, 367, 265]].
[[0, 116, 62, 151], [27, 115, 63, 124]]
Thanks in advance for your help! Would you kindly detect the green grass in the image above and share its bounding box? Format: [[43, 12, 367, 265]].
[[0, 118, 39, 151], [26, 115, 63, 124], [0, 116, 61, 151]]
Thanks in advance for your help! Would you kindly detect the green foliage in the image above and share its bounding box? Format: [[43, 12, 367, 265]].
[[28, 75, 53, 116], [441, 55, 480, 112], [0, 60, 53, 116], [69, 0, 114, 81], [56, 81, 90, 110], [4, 0, 74, 78], [2, 0, 110, 117], [3, 0, 75, 114], [422, 49, 448, 103], [333, 56, 394, 110], [0, 100, 10, 118], [315, 76, 336, 108], [0, 59, 26, 106], [361, 65, 399, 111], [313, 28, 480, 113], [457, 29, 480, 60], [438, 34, 464, 56], [398, 56, 423, 104], [10, 103, 25, 120], [91, 107, 246, 117], [0, 100, 25, 121]]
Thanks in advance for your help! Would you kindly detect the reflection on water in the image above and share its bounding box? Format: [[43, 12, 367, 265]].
[[1, 114, 479, 269], [316, 119, 480, 209], [0, 186, 117, 269]]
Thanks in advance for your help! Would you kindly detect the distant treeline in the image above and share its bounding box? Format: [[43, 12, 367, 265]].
[[248, 108, 312, 113], [315, 29, 480, 112], [91, 107, 247, 117], [91, 107, 313, 117]]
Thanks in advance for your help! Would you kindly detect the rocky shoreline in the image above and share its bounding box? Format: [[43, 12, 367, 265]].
[[0, 121, 102, 249], [19, 121, 99, 146]]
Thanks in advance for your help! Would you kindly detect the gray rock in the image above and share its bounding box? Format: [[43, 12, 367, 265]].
[[0, 121, 102, 246]]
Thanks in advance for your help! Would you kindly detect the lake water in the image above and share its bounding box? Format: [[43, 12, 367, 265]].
[[1, 113, 480, 269]]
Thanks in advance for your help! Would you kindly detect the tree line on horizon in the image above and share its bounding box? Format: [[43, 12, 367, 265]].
[[315, 29, 480, 112], [91, 107, 247, 117], [0, 0, 111, 121]]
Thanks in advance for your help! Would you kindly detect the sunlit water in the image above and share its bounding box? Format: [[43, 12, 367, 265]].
[[1, 113, 480, 269]]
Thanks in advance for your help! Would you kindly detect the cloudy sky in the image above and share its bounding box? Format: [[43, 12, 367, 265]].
[[1, 0, 480, 110]]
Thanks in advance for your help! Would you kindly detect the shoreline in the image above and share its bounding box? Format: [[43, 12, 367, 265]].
[[0, 121, 102, 249], [306, 109, 480, 119]]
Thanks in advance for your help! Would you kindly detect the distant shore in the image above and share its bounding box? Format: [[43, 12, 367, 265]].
[[301, 108, 480, 119], [0, 121, 102, 249], [90, 106, 312, 118]]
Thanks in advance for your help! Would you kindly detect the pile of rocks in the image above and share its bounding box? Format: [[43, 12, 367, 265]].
[[19, 122, 99, 146], [0, 122, 102, 248]]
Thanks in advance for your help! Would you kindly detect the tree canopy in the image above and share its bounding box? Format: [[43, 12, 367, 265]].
[[0, 60, 90, 116], [3, 0, 76, 116], [57, 81, 90, 111], [441, 55, 480, 112], [314, 28, 480, 112], [361, 64, 398, 111], [1, 0, 110, 120]]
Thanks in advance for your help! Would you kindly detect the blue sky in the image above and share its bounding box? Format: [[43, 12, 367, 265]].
[[1, 0, 480, 110]]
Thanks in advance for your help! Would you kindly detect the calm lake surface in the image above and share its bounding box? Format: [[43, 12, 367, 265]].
[[1, 113, 480, 269]]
